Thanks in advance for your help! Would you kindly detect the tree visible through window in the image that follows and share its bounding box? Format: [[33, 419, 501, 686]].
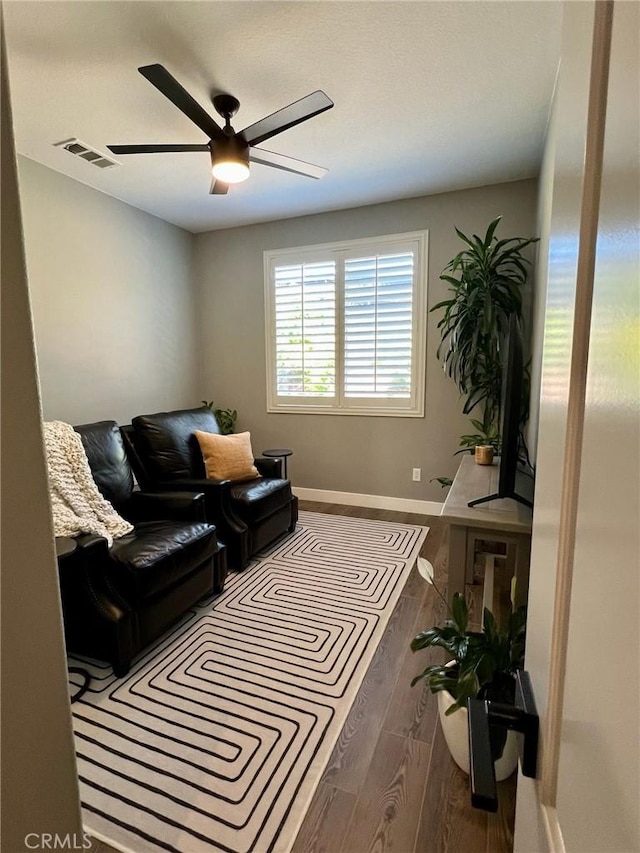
[[265, 231, 428, 417], [274, 260, 336, 396]]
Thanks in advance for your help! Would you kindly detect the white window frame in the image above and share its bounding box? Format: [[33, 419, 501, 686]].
[[264, 230, 428, 417]]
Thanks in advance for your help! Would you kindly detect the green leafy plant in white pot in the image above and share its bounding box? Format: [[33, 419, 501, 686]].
[[411, 588, 526, 779]]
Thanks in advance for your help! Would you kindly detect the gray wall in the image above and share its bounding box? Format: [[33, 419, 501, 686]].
[[194, 179, 538, 501], [15, 159, 538, 500], [17, 157, 200, 426], [1, 35, 83, 850]]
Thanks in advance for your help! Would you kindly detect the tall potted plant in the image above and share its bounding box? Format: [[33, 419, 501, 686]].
[[432, 216, 538, 461]]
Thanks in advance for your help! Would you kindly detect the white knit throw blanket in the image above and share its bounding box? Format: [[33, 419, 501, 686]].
[[43, 421, 133, 547]]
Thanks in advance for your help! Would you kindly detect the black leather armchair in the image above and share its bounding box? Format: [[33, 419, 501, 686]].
[[58, 420, 226, 676], [122, 407, 298, 571]]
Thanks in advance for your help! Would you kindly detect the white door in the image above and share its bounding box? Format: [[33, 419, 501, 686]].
[[515, 2, 639, 851]]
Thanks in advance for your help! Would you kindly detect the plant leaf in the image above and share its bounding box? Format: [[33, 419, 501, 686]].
[[454, 226, 476, 249], [483, 607, 498, 642], [430, 476, 453, 488], [483, 215, 503, 248], [451, 592, 468, 633]]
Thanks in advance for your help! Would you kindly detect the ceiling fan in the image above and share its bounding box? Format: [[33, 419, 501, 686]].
[[107, 64, 334, 195]]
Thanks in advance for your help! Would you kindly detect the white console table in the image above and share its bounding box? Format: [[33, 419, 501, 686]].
[[440, 456, 533, 609]]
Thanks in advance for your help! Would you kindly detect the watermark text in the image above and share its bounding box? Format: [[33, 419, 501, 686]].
[[24, 833, 92, 850]]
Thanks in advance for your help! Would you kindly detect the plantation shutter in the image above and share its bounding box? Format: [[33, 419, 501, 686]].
[[344, 252, 414, 398], [274, 260, 336, 397], [266, 231, 426, 415]]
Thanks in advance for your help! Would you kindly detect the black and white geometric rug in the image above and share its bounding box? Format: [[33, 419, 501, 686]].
[[70, 511, 428, 853]]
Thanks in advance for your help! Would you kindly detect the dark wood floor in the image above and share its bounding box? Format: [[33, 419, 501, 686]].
[[92, 502, 516, 853]]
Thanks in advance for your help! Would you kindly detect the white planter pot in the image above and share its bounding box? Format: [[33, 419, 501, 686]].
[[437, 690, 519, 781]]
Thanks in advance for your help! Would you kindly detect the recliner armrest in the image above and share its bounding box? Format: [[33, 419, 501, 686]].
[[155, 477, 233, 492], [58, 534, 136, 672], [151, 477, 247, 539], [62, 534, 131, 614], [125, 490, 207, 523], [254, 457, 282, 478], [75, 532, 110, 551]]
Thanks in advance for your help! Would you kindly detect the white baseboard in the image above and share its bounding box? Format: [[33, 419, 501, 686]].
[[294, 487, 443, 517]]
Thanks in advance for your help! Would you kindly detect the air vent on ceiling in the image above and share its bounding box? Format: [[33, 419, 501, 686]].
[[54, 138, 120, 170]]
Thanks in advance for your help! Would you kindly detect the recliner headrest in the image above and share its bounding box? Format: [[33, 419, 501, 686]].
[[74, 420, 134, 510], [130, 407, 220, 482]]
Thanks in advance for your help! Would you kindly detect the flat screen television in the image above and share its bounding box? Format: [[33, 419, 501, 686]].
[[467, 313, 534, 509]]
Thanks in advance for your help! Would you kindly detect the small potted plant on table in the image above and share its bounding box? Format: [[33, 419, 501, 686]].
[[457, 418, 500, 466], [411, 588, 526, 779]]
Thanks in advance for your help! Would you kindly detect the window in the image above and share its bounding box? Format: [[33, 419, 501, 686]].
[[264, 231, 428, 416]]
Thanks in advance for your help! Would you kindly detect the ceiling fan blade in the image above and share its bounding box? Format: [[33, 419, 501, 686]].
[[210, 179, 229, 195], [241, 90, 334, 147], [138, 64, 226, 141], [107, 144, 210, 154], [249, 148, 328, 179]]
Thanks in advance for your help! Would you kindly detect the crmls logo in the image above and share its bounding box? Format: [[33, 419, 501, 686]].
[[24, 834, 92, 850]]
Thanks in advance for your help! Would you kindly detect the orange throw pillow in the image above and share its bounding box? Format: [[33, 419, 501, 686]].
[[194, 430, 260, 482]]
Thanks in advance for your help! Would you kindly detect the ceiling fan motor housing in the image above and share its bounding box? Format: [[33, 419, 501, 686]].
[[211, 134, 249, 167]]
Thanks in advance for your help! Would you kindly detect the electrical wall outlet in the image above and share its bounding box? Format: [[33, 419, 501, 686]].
[[412, 467, 422, 482]]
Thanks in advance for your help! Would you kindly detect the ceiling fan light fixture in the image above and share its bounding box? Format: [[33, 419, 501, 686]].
[[211, 138, 250, 184], [212, 158, 250, 184]]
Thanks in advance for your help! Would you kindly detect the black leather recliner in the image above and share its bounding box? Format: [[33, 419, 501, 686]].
[[58, 420, 226, 676], [122, 407, 298, 571]]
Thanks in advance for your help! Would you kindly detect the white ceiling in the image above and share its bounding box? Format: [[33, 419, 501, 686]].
[[4, 1, 562, 234]]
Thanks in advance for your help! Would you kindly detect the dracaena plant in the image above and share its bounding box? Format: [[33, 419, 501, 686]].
[[432, 216, 538, 442], [410, 585, 526, 715]]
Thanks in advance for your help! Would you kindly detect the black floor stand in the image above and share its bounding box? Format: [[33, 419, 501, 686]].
[[467, 491, 533, 509]]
